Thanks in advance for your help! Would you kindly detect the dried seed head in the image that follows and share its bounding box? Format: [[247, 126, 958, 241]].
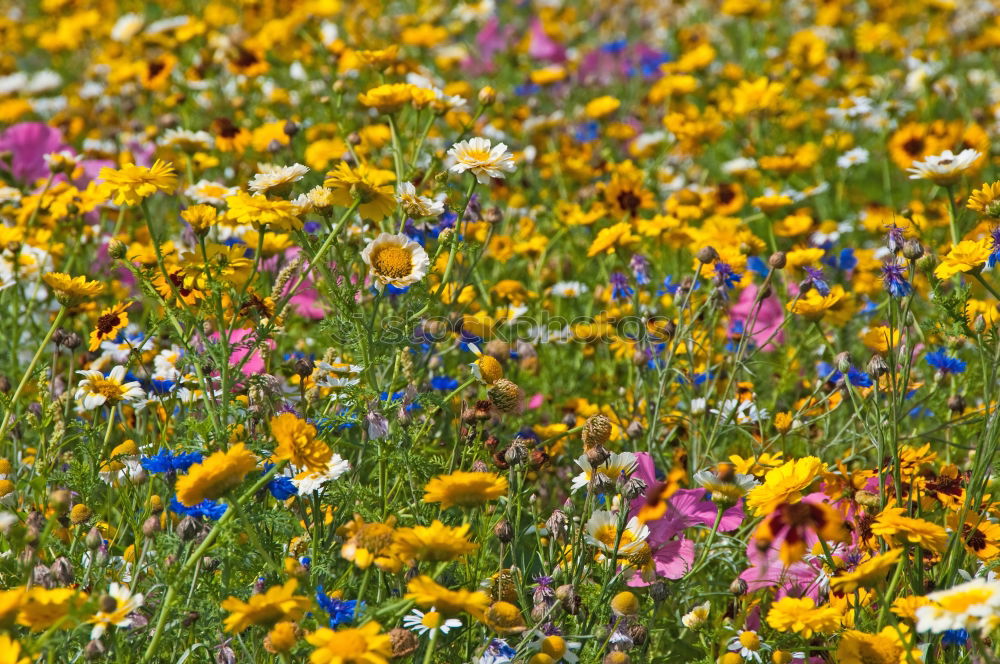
[[581, 414, 612, 449]]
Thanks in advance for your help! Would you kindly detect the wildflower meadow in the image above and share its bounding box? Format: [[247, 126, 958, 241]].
[[3, 1, 1000, 663]]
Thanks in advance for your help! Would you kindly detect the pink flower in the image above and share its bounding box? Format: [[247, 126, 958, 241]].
[[462, 17, 514, 74], [528, 18, 566, 62], [730, 284, 784, 350], [0, 122, 68, 185], [625, 452, 745, 584], [211, 328, 274, 376]]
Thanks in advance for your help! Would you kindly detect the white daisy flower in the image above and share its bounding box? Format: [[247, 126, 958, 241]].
[[446, 137, 516, 184]]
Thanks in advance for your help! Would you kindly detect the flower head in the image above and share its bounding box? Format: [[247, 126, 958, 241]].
[[360, 232, 430, 291], [99, 160, 176, 206], [75, 366, 145, 410], [447, 138, 516, 184], [175, 443, 258, 506]]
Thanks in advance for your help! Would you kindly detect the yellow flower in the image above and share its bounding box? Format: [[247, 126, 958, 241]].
[[968, 181, 1000, 217], [89, 303, 130, 352], [0, 634, 30, 664], [17, 587, 85, 631], [179, 244, 254, 288], [270, 413, 332, 473], [891, 595, 933, 622], [484, 601, 526, 634], [830, 549, 903, 594], [226, 191, 302, 231], [746, 456, 823, 516], [175, 443, 258, 507], [585, 95, 621, 119], [860, 326, 899, 353], [587, 222, 639, 257], [786, 284, 848, 321], [221, 580, 309, 633], [358, 83, 414, 113], [324, 162, 396, 221], [836, 625, 917, 664], [934, 239, 991, 279], [765, 597, 840, 638], [43, 272, 105, 303], [306, 621, 392, 664], [265, 621, 299, 653], [404, 575, 490, 620], [393, 520, 478, 562], [98, 160, 176, 206], [0, 588, 25, 628], [180, 204, 219, 233], [338, 514, 401, 572], [422, 471, 509, 509], [872, 507, 948, 552]]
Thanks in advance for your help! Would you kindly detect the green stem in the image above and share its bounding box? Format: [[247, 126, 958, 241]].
[[0, 307, 65, 442]]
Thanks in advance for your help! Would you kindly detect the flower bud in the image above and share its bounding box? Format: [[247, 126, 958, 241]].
[[489, 379, 524, 414], [85, 526, 102, 550], [902, 240, 924, 261], [768, 251, 787, 269], [108, 240, 127, 260], [834, 351, 852, 373], [696, 246, 719, 263], [867, 354, 889, 378], [51, 557, 74, 585], [545, 510, 568, 540], [478, 86, 497, 106], [649, 580, 669, 603], [143, 515, 161, 538], [177, 516, 200, 541], [493, 519, 514, 543], [622, 477, 647, 501]]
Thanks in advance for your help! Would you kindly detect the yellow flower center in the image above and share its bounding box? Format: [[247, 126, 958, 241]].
[[738, 631, 761, 651], [937, 588, 995, 614], [421, 611, 443, 629], [541, 635, 566, 658], [356, 523, 394, 552], [460, 148, 491, 163], [371, 246, 413, 279], [89, 378, 125, 402], [326, 631, 367, 656]]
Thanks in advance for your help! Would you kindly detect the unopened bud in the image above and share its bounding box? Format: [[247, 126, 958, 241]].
[[902, 240, 924, 261], [493, 519, 514, 543], [696, 246, 719, 264], [768, 251, 787, 269]]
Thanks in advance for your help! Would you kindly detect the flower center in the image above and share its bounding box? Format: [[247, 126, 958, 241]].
[[738, 631, 761, 650], [371, 246, 413, 279], [356, 523, 394, 551], [97, 313, 121, 335], [421, 611, 443, 629], [89, 378, 125, 402]]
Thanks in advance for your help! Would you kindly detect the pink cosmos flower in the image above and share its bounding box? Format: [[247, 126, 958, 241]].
[[624, 453, 744, 585], [730, 284, 784, 350], [528, 19, 566, 63], [211, 328, 275, 376], [0, 122, 68, 185]]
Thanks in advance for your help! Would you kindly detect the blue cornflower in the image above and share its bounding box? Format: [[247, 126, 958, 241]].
[[263, 463, 297, 500], [746, 255, 769, 277], [575, 122, 600, 143], [610, 272, 634, 300], [141, 449, 203, 474], [926, 349, 966, 374], [942, 629, 968, 646], [803, 266, 830, 296], [430, 375, 459, 390], [316, 586, 360, 627], [170, 497, 227, 520], [846, 367, 873, 387], [630, 254, 651, 285], [989, 227, 1000, 268], [713, 261, 742, 292], [880, 261, 912, 297]]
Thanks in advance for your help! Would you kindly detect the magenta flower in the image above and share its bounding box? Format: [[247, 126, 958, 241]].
[[528, 18, 566, 62], [211, 328, 275, 376], [730, 284, 784, 351], [624, 453, 743, 585], [0, 122, 68, 185]]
